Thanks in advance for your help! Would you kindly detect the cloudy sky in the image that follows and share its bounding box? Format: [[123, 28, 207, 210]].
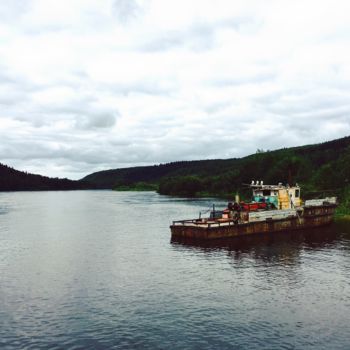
[[1, 0, 350, 179]]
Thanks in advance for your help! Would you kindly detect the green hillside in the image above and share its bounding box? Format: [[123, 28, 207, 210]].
[[0, 163, 94, 191], [82, 136, 350, 204]]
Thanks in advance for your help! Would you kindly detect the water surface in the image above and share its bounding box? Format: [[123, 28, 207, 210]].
[[1, 191, 350, 349]]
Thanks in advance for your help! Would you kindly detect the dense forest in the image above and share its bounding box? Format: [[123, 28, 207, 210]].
[[0, 163, 93, 191], [83, 136, 350, 205]]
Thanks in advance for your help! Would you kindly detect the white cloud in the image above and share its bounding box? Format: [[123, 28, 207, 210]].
[[0, 0, 350, 179]]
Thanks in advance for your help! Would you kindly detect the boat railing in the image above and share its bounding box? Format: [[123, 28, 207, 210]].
[[304, 197, 337, 207], [172, 218, 238, 228]]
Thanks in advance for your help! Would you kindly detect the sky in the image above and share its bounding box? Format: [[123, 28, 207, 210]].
[[1, 0, 350, 179]]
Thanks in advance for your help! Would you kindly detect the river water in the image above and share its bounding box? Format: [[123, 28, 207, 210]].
[[0, 191, 350, 349]]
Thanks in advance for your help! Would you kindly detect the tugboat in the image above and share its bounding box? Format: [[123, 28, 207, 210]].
[[170, 181, 337, 240]]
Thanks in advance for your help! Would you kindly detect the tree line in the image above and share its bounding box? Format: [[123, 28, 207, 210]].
[[0, 163, 93, 191]]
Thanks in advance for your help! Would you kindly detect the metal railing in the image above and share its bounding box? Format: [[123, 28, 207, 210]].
[[172, 218, 237, 228]]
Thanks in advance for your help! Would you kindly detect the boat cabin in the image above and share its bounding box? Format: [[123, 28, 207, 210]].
[[250, 181, 301, 209]]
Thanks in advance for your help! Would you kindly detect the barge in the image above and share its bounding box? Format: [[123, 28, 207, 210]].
[[170, 182, 337, 240]]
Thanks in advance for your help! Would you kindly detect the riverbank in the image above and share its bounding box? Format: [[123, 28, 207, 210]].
[[112, 184, 350, 217], [113, 182, 158, 191], [335, 214, 350, 220]]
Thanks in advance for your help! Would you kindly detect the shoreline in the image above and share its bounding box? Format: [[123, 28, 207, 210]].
[[335, 214, 350, 221]]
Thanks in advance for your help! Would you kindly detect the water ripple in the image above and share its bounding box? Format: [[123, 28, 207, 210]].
[[0, 192, 350, 349]]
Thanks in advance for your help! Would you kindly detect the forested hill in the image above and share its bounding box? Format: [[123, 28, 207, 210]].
[[0, 163, 93, 191], [82, 136, 350, 199]]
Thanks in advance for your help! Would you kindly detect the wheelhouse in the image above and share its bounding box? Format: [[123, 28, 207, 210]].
[[250, 181, 301, 209]]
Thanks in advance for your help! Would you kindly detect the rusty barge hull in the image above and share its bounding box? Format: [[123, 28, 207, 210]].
[[170, 205, 337, 240]]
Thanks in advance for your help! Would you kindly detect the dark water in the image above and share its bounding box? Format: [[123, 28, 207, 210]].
[[1, 191, 350, 350]]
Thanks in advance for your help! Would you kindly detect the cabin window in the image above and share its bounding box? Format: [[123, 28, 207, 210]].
[[295, 189, 300, 198], [263, 190, 270, 196]]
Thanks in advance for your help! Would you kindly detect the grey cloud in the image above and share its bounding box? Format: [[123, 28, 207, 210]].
[[140, 16, 262, 52], [0, 120, 232, 169], [0, 66, 49, 115], [203, 101, 233, 114], [10, 113, 50, 128], [140, 24, 216, 52], [141, 32, 186, 52], [0, 1, 30, 21], [54, 69, 176, 97], [0, 129, 154, 179], [291, 106, 350, 121], [0, 70, 18, 85], [53, 71, 175, 97], [58, 102, 120, 130], [0, 133, 114, 165], [113, 83, 167, 96], [0, 66, 121, 130], [23, 24, 68, 36], [0, 91, 29, 106], [11, 87, 120, 129], [75, 113, 117, 129], [102, 80, 175, 97], [5, 104, 119, 130], [0, 76, 34, 120], [112, 0, 143, 24], [220, 16, 263, 35], [256, 88, 350, 119], [0, 67, 35, 90], [210, 72, 277, 88], [0, 135, 59, 162], [116, 117, 248, 162]]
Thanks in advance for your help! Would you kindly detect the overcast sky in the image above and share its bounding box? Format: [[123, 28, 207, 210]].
[[1, 0, 350, 179]]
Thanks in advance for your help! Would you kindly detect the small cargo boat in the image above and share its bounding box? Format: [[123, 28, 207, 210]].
[[170, 181, 337, 240]]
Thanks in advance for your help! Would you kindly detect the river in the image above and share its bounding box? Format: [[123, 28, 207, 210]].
[[1, 191, 350, 349]]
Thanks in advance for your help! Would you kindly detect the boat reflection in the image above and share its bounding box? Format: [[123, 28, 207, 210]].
[[171, 223, 346, 264]]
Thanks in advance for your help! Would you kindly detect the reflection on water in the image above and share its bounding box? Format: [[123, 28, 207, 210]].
[[1, 191, 350, 350], [171, 224, 347, 264]]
